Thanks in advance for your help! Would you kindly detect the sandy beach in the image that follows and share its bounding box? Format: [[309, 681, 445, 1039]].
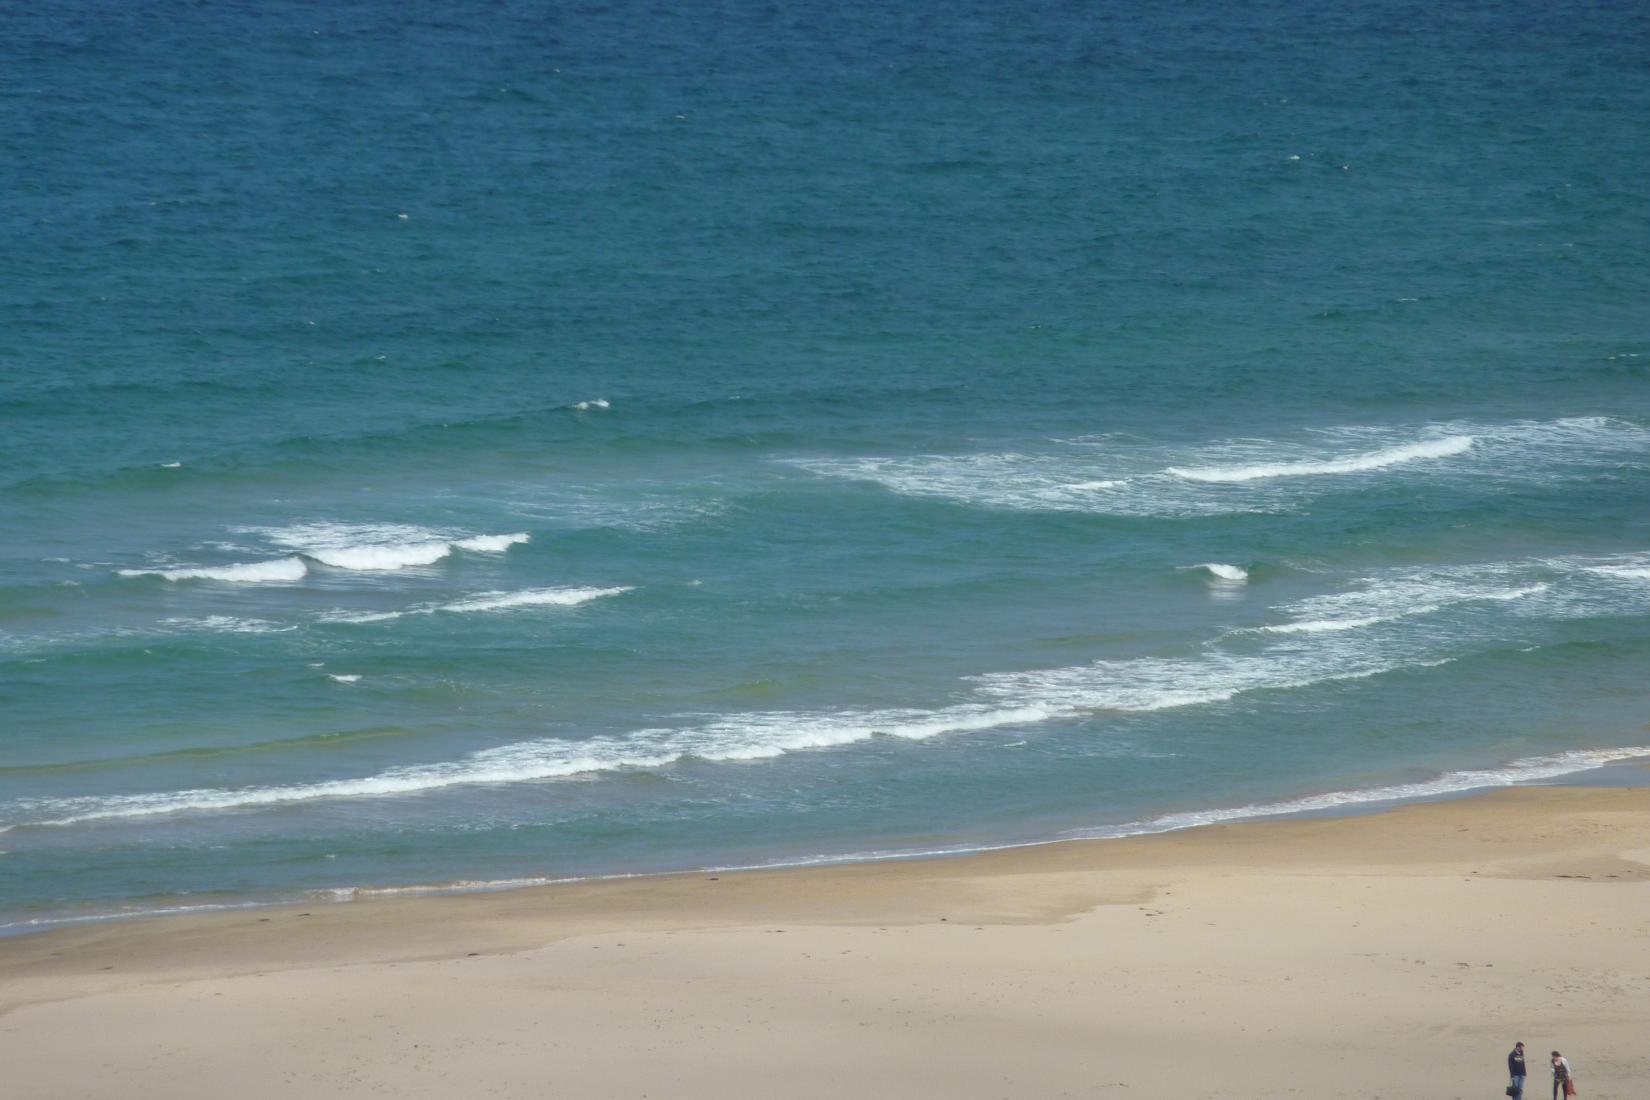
[[4, 785, 1648, 1099]]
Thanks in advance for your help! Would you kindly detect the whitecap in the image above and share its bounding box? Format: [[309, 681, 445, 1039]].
[[1268, 571, 1550, 633], [1586, 564, 1650, 581], [453, 532, 530, 553], [319, 609, 406, 624], [781, 454, 1233, 516], [1252, 615, 1393, 635], [8, 631, 1457, 828], [323, 586, 631, 624], [118, 557, 308, 583], [439, 586, 630, 613], [250, 523, 529, 571], [1166, 435, 1474, 483], [327, 674, 362, 684], [786, 418, 1649, 518], [5, 702, 1060, 827], [1194, 563, 1248, 582], [161, 616, 295, 634]]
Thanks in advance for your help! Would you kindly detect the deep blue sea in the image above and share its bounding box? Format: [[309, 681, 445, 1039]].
[[4, 0, 1649, 930]]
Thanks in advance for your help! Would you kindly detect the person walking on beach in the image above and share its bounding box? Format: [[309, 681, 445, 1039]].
[[1550, 1050, 1574, 1099], [1506, 1041, 1526, 1098]]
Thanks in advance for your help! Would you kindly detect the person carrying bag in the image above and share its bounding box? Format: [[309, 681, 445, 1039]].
[[1550, 1051, 1575, 1099]]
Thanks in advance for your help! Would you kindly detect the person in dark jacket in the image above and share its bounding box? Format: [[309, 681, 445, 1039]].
[[1507, 1041, 1526, 1098]]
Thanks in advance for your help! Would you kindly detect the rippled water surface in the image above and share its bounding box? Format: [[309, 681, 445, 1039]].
[[3, 0, 1649, 928]]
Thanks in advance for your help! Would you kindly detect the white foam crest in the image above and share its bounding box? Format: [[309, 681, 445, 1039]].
[[976, 646, 1444, 715], [785, 418, 1648, 518], [328, 674, 361, 684], [441, 586, 630, 613], [251, 523, 529, 571], [1100, 746, 1650, 837], [1195, 563, 1248, 582], [782, 454, 1246, 517], [1585, 558, 1650, 581], [1470, 415, 1650, 452], [118, 557, 308, 583], [1253, 615, 1395, 635], [11, 741, 1648, 931], [320, 609, 405, 624], [1273, 568, 1551, 632], [161, 616, 296, 634], [325, 586, 632, 623], [1167, 435, 1474, 483], [690, 705, 1064, 761], [453, 532, 530, 553], [312, 541, 453, 570], [5, 701, 1070, 828], [571, 398, 610, 411], [0, 628, 1474, 830]]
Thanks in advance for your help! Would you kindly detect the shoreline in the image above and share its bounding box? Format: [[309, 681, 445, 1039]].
[[5, 783, 1650, 1097], [8, 745, 1649, 940]]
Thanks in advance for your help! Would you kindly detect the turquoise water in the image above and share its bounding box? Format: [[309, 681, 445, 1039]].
[[4, 0, 1650, 928]]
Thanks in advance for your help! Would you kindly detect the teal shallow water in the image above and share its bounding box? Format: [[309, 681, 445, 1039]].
[[3, 0, 1649, 928]]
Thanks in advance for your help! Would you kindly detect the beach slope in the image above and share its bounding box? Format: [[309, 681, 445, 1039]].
[[3, 785, 1649, 1099]]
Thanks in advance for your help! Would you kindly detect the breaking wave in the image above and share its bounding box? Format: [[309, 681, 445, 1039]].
[[1166, 435, 1475, 482], [1247, 571, 1553, 636], [324, 586, 632, 623], [784, 417, 1648, 516], [252, 523, 529, 571], [119, 557, 308, 583], [5, 631, 1453, 828], [160, 616, 297, 634], [115, 526, 531, 581]]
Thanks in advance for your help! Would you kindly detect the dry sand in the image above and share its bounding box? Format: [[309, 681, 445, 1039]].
[[4, 785, 1649, 1099]]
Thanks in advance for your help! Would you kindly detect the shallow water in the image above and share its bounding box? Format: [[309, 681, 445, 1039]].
[[3, 0, 1649, 928]]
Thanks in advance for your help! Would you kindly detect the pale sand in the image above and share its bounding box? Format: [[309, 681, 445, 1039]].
[[4, 786, 1650, 1099]]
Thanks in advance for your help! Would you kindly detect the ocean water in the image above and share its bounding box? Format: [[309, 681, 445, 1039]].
[[3, 0, 1649, 929]]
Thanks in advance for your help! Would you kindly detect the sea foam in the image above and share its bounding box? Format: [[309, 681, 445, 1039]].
[[1166, 434, 1474, 482], [440, 587, 629, 613], [1263, 570, 1551, 635], [5, 703, 1062, 827], [786, 417, 1649, 518], [161, 616, 296, 634], [325, 586, 631, 623], [1096, 745, 1650, 837], [119, 557, 308, 583], [252, 523, 529, 571], [1586, 562, 1650, 581], [16, 551, 1643, 831], [453, 533, 531, 553], [8, 627, 1456, 827]]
